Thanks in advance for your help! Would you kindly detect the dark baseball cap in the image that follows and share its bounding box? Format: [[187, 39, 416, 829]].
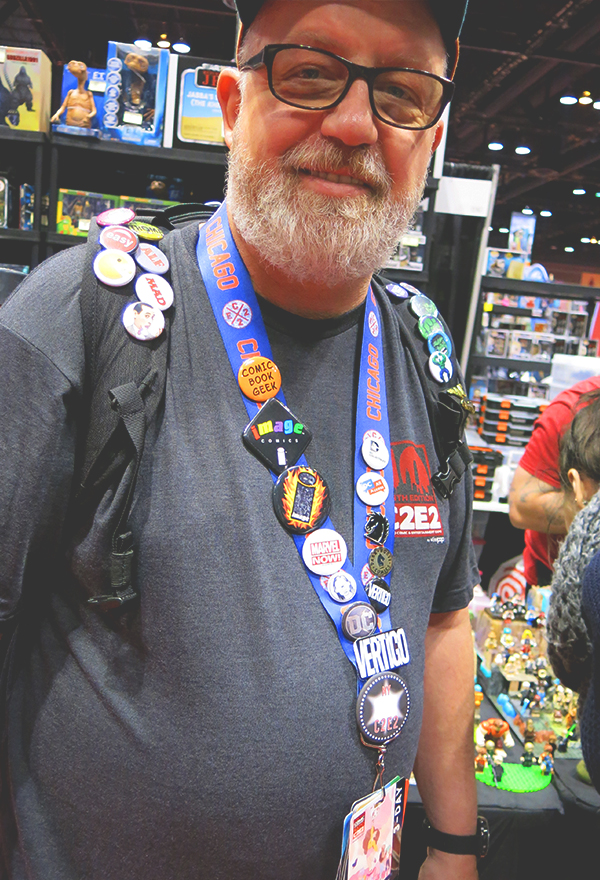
[[234, 0, 469, 68]]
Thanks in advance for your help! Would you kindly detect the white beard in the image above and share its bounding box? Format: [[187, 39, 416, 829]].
[[226, 127, 426, 287]]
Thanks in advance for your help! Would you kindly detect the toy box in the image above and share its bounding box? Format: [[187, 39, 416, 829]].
[[118, 194, 178, 214], [102, 42, 169, 147], [0, 46, 51, 131], [52, 65, 106, 137], [163, 55, 228, 149], [56, 188, 119, 236], [19, 183, 34, 230], [484, 248, 529, 279], [0, 176, 13, 227]]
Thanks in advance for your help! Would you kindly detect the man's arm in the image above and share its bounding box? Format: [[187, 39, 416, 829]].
[[508, 465, 567, 534], [413, 607, 479, 880]]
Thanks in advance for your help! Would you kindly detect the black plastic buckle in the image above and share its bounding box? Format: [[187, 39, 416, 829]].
[[87, 586, 138, 611], [432, 464, 460, 499]]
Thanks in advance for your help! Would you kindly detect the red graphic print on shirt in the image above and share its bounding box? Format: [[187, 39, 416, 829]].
[[391, 440, 444, 538]]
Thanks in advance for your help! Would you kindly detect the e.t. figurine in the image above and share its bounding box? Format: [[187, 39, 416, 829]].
[[51, 60, 97, 128]]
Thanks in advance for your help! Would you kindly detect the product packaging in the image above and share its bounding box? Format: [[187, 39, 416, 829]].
[[102, 42, 169, 147], [484, 248, 529, 279], [56, 188, 119, 236], [52, 65, 106, 137], [163, 56, 228, 149], [19, 183, 34, 230], [0, 46, 51, 131]]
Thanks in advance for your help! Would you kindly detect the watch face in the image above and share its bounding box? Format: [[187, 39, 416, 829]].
[[477, 816, 490, 859]]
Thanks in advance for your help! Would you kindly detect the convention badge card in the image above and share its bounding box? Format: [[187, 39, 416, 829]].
[[346, 777, 400, 880], [390, 777, 409, 879]]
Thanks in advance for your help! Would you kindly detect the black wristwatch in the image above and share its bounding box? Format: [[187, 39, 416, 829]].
[[423, 816, 490, 858]]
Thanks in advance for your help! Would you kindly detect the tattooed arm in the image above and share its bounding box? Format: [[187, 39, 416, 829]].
[[508, 465, 568, 534]]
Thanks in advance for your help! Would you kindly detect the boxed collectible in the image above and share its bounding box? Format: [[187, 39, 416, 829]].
[[483, 329, 509, 358], [118, 194, 178, 213], [163, 56, 228, 149], [102, 42, 169, 147], [485, 248, 529, 279], [19, 183, 34, 230], [52, 62, 106, 137], [56, 188, 118, 236], [0, 176, 13, 227], [0, 46, 51, 131], [568, 313, 588, 338]]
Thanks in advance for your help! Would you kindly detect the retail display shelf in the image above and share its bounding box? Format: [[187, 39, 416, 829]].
[[0, 128, 46, 144], [480, 274, 597, 299], [0, 228, 41, 243], [50, 134, 228, 166], [470, 354, 552, 372]]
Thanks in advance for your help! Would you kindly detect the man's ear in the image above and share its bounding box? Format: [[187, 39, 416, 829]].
[[217, 67, 243, 149], [431, 119, 444, 154]]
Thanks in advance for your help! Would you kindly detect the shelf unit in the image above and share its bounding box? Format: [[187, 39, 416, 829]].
[[0, 128, 46, 266]]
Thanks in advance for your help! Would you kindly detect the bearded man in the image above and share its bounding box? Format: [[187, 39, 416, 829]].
[[0, 2, 485, 878]]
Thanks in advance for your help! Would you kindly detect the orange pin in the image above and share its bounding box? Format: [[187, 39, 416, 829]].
[[237, 355, 281, 402]]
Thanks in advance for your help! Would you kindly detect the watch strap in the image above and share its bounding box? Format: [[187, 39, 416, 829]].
[[423, 816, 490, 858]]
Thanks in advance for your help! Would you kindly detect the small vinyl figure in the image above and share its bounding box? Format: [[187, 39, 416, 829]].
[[491, 755, 504, 785], [475, 746, 488, 773], [520, 742, 538, 768], [523, 718, 536, 744], [51, 60, 97, 128], [474, 684, 484, 721], [539, 745, 554, 776], [520, 628, 536, 657]]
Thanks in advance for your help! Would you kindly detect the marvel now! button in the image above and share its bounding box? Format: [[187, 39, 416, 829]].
[[237, 355, 282, 402], [301, 528, 347, 576]]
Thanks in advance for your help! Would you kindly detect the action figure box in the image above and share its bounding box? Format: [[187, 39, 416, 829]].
[[118, 194, 178, 214], [482, 329, 509, 358], [484, 248, 529, 279], [0, 176, 14, 227], [52, 65, 106, 138], [384, 239, 425, 271], [56, 188, 119, 236], [163, 55, 228, 149], [0, 46, 51, 131], [19, 183, 34, 230], [101, 42, 169, 148]]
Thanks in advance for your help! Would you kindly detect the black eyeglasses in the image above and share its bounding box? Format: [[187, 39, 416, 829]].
[[240, 44, 454, 131]]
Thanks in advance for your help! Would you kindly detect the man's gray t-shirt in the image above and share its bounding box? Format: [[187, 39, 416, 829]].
[[0, 222, 478, 879]]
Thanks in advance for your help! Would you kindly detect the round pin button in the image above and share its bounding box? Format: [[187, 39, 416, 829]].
[[385, 283, 408, 299], [273, 466, 331, 535], [365, 577, 392, 613], [368, 546, 394, 578], [96, 207, 136, 227], [325, 570, 357, 603], [135, 273, 174, 311], [341, 602, 377, 641], [302, 528, 347, 576], [128, 219, 164, 241], [238, 355, 281, 402], [409, 294, 438, 318], [135, 241, 170, 275], [364, 512, 390, 546], [400, 282, 421, 296], [356, 672, 410, 745], [99, 224, 139, 254], [122, 300, 165, 341], [356, 472, 389, 506], [93, 249, 136, 287], [361, 429, 389, 470], [427, 330, 452, 357], [429, 351, 454, 384], [418, 315, 444, 340]]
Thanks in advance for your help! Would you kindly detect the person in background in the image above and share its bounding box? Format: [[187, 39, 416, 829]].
[[509, 376, 600, 587]]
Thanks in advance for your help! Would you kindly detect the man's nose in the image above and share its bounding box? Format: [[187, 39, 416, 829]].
[[319, 79, 379, 147]]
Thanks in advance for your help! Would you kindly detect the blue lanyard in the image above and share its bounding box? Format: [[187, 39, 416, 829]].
[[196, 202, 395, 683]]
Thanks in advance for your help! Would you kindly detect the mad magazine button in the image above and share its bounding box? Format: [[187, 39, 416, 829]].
[[93, 249, 136, 287], [122, 301, 165, 341], [135, 242, 170, 275], [427, 329, 452, 358], [301, 527, 347, 576], [364, 512, 390, 546], [99, 224, 139, 254], [135, 273, 174, 310], [361, 429, 389, 470], [325, 570, 357, 603], [417, 314, 444, 340], [356, 472, 389, 506], [242, 398, 312, 474], [356, 672, 410, 745], [273, 466, 330, 534], [238, 355, 281, 402], [96, 207, 136, 227], [341, 602, 378, 641], [409, 294, 438, 318], [365, 577, 392, 613], [428, 351, 454, 384], [128, 220, 164, 241], [368, 547, 394, 578]]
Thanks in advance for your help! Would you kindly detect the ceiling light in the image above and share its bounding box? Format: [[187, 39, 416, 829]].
[[134, 37, 152, 50], [172, 39, 191, 53], [573, 188, 586, 195], [592, 238, 598, 245], [515, 146, 531, 155], [499, 227, 509, 234], [522, 207, 534, 215], [564, 246, 575, 253], [488, 142, 504, 151], [581, 237, 591, 243], [594, 101, 600, 110], [540, 210, 552, 217], [579, 91, 593, 105], [157, 33, 171, 48], [488, 226, 493, 232], [560, 95, 577, 105]]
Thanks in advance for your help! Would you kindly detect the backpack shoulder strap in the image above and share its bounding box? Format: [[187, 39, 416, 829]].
[[373, 273, 475, 499]]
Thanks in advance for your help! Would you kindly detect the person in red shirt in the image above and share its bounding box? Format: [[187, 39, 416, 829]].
[[509, 375, 600, 586]]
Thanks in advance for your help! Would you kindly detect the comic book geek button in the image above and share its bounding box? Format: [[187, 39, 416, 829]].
[[418, 315, 444, 340], [93, 249, 136, 287], [364, 512, 390, 546], [135, 242, 170, 275], [356, 672, 410, 745], [409, 294, 438, 319], [273, 466, 330, 534], [365, 577, 392, 614], [356, 472, 389, 506], [122, 301, 165, 341], [368, 547, 394, 578], [325, 571, 357, 603], [99, 224, 139, 254], [96, 207, 136, 227], [238, 356, 281, 402], [427, 330, 452, 358], [302, 528, 347, 576], [128, 220, 164, 241], [361, 430, 389, 470], [341, 602, 377, 641], [429, 351, 454, 384], [136, 273, 174, 311]]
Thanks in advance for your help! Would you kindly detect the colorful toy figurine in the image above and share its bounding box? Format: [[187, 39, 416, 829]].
[[520, 742, 538, 767], [51, 60, 97, 128], [491, 755, 504, 785], [475, 745, 488, 773], [474, 684, 484, 721], [520, 628, 536, 657], [539, 746, 554, 776]]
